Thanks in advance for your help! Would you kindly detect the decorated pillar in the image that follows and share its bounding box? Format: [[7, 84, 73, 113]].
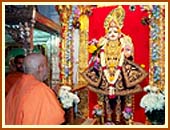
[[57, 5, 73, 86], [56, 5, 94, 86], [56, 5, 94, 120], [142, 5, 165, 91], [78, 8, 89, 85], [150, 5, 165, 91]]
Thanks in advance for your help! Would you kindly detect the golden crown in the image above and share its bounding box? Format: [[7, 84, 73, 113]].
[[104, 6, 125, 30]]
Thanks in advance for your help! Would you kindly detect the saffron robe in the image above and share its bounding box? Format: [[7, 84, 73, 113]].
[[5, 74, 65, 125], [5, 71, 23, 96]]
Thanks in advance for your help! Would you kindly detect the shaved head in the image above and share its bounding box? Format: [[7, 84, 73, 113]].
[[23, 53, 48, 81]]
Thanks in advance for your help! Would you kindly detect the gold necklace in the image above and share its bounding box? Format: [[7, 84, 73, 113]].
[[104, 40, 122, 80]]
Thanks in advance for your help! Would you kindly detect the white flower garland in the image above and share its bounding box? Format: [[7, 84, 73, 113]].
[[58, 85, 80, 109], [140, 85, 165, 113]]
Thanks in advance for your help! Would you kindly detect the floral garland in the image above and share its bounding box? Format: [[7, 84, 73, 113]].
[[99, 36, 126, 95], [151, 5, 165, 90], [140, 5, 165, 91]]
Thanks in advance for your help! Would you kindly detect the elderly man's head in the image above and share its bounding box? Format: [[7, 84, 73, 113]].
[[23, 53, 48, 82]]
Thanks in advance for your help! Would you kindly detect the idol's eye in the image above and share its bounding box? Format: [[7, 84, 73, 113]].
[[108, 30, 112, 34], [112, 28, 118, 33], [125, 48, 130, 51], [145, 89, 150, 93], [114, 30, 118, 33]]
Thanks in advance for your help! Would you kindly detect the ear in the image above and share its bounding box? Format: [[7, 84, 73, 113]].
[[38, 64, 43, 73]]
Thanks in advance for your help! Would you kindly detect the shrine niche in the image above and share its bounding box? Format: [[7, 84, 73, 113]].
[[54, 4, 165, 125]]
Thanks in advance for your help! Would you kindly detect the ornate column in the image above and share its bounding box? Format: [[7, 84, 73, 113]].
[[57, 5, 73, 86], [78, 12, 89, 85], [146, 5, 165, 91]]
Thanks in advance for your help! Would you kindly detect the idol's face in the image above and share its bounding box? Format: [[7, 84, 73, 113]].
[[107, 27, 119, 41], [107, 21, 120, 41]]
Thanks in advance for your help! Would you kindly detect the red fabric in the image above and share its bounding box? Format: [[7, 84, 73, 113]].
[[88, 5, 149, 123]]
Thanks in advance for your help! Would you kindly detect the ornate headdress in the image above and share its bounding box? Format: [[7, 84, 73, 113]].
[[104, 6, 125, 30]]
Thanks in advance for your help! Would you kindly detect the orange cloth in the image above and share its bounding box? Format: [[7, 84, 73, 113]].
[[5, 74, 65, 125], [5, 71, 23, 95]]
